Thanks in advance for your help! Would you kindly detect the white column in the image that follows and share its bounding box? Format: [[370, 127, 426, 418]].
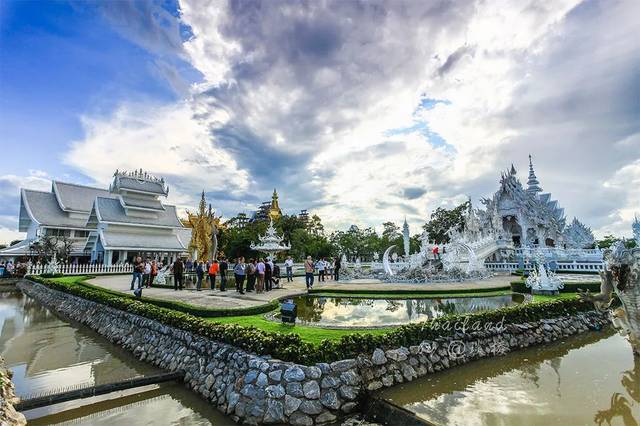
[[104, 250, 113, 265]]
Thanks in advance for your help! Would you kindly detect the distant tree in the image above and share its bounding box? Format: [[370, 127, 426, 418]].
[[381, 222, 400, 241], [307, 214, 325, 236], [422, 201, 470, 244], [596, 235, 620, 249]]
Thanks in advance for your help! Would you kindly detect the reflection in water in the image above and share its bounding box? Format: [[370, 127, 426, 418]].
[[1, 291, 231, 424], [290, 294, 523, 327], [26, 383, 230, 425], [381, 329, 638, 426]]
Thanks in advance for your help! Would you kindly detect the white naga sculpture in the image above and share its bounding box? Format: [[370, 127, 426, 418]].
[[525, 251, 564, 295], [579, 242, 640, 357], [154, 265, 171, 285]]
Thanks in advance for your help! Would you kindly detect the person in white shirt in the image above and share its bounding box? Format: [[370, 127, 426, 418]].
[[143, 259, 152, 288], [284, 256, 294, 282], [316, 257, 326, 282]]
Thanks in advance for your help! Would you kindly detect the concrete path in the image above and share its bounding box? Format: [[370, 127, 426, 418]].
[[87, 273, 514, 310]]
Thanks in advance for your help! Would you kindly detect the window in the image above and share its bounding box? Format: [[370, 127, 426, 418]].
[[74, 230, 89, 238], [44, 228, 71, 237]]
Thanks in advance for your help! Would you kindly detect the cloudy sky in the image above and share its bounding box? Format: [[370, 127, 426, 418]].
[[1, 0, 638, 244]]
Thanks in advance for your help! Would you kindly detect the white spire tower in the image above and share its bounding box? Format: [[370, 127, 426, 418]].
[[402, 216, 410, 256], [526, 154, 543, 196]]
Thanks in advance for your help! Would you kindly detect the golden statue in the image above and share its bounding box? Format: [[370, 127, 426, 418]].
[[268, 188, 282, 221], [185, 191, 223, 261]]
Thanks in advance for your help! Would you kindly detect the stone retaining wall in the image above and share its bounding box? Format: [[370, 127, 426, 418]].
[[1, 356, 26, 426], [17, 279, 609, 425]]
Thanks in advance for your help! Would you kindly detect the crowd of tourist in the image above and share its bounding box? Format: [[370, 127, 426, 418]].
[[128, 254, 343, 294]]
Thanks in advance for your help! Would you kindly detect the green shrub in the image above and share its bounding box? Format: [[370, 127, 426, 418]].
[[27, 276, 597, 365], [40, 273, 64, 278]]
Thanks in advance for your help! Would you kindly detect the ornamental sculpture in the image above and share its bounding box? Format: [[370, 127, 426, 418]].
[[250, 219, 290, 260], [579, 241, 640, 357], [186, 191, 223, 262]]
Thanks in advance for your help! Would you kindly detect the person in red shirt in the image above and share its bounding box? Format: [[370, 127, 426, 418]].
[[208, 260, 219, 290], [432, 246, 440, 260]]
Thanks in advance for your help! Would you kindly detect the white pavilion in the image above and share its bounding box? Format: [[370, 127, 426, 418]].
[[0, 170, 191, 265]]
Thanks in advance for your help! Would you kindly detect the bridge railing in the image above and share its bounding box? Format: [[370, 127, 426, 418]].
[[484, 260, 604, 272]]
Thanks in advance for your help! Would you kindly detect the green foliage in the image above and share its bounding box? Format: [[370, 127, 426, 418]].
[[28, 275, 597, 365], [422, 201, 470, 244]]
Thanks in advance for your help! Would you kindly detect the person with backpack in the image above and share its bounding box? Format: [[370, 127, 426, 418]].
[[209, 259, 219, 290], [234, 257, 246, 294], [256, 258, 266, 293], [246, 258, 256, 292]]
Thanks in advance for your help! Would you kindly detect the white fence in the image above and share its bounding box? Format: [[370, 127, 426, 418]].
[[484, 261, 604, 273], [27, 263, 134, 276]]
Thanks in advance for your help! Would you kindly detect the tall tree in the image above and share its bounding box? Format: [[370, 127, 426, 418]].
[[422, 201, 470, 244]]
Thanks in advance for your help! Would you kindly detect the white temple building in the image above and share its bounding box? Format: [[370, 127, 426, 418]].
[[477, 156, 594, 249], [0, 170, 190, 265]]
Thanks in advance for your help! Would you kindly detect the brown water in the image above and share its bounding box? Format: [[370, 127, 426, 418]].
[[381, 329, 639, 426], [0, 291, 233, 424]]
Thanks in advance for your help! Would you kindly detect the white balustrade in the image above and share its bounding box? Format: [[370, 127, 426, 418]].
[[27, 263, 134, 276]]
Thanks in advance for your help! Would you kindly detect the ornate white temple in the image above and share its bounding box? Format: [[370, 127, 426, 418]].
[[476, 156, 594, 249], [0, 170, 191, 265], [250, 219, 290, 260]]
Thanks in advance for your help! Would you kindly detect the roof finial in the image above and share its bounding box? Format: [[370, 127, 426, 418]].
[[526, 154, 542, 195]]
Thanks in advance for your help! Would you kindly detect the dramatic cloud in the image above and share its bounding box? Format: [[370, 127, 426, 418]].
[[32, 0, 640, 240], [0, 171, 51, 243]]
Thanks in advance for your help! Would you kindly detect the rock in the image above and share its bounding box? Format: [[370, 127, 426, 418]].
[[204, 374, 215, 390], [386, 349, 407, 362], [320, 376, 339, 389], [367, 381, 383, 391], [302, 380, 321, 399], [268, 369, 283, 382], [381, 375, 394, 387], [240, 384, 257, 398], [372, 348, 387, 365], [341, 402, 358, 413], [264, 399, 285, 424], [284, 366, 306, 382], [339, 385, 358, 400], [316, 412, 338, 424], [289, 412, 313, 426], [284, 395, 302, 416], [266, 384, 286, 399], [246, 400, 265, 417], [303, 366, 322, 379], [330, 359, 357, 372], [286, 382, 304, 397], [299, 399, 323, 415], [402, 364, 417, 380], [245, 370, 259, 384], [320, 389, 340, 410], [256, 372, 269, 387], [340, 370, 360, 386]]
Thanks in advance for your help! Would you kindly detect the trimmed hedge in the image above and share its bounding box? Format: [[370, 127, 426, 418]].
[[510, 280, 602, 294], [36, 276, 279, 318], [25, 275, 598, 365]]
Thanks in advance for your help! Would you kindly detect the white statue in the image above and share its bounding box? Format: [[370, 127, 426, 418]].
[[525, 250, 564, 295], [45, 253, 60, 275], [154, 265, 171, 285], [633, 214, 640, 247]]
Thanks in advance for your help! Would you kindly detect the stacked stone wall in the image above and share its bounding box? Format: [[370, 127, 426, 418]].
[[17, 279, 609, 425]]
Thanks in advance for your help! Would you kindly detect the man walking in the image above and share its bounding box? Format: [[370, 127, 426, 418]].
[[285, 256, 294, 282], [246, 258, 256, 292], [172, 258, 184, 291], [130, 256, 144, 290], [304, 256, 314, 290], [316, 257, 326, 282], [256, 258, 265, 293], [334, 256, 341, 281], [142, 258, 151, 288]]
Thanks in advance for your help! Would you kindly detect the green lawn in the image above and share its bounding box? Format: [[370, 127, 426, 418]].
[[207, 314, 391, 345], [45, 275, 585, 345]]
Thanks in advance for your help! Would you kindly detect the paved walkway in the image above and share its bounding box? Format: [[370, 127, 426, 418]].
[[87, 274, 514, 310]]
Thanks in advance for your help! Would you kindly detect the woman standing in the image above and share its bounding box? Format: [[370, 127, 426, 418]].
[[246, 258, 256, 292], [256, 258, 266, 293], [233, 257, 246, 294]]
